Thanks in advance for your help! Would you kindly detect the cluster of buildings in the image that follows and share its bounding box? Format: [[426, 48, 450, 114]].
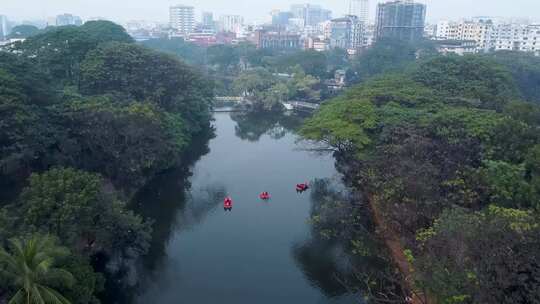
[[0, 13, 85, 43], [160, 0, 430, 55], [1, 0, 539, 57], [432, 18, 540, 56]]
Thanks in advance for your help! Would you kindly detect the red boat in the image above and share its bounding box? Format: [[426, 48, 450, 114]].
[[223, 197, 233, 211], [296, 183, 309, 192], [259, 192, 271, 200]]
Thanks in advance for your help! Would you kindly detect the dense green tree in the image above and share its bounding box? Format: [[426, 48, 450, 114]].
[[55, 98, 189, 187], [0, 235, 74, 304], [0, 19, 216, 304], [274, 50, 328, 79], [18, 168, 151, 257], [8, 25, 40, 39], [351, 38, 420, 82], [288, 67, 321, 102], [476, 160, 534, 209], [416, 206, 540, 304], [0, 52, 57, 104], [140, 38, 206, 66], [412, 55, 519, 111], [240, 44, 276, 68], [233, 68, 284, 111], [300, 99, 376, 152], [324, 48, 350, 72], [57, 256, 104, 304], [14, 21, 133, 85], [301, 48, 540, 303], [488, 51, 540, 103], [233, 67, 277, 97], [80, 42, 212, 133], [342, 74, 439, 108], [207, 44, 240, 74]]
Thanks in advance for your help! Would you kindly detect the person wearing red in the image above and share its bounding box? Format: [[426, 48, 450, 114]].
[[223, 197, 233, 211]]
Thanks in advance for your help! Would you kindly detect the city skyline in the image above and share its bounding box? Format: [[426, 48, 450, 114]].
[[2, 0, 540, 24]]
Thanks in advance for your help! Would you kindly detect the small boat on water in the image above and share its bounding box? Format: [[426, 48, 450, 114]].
[[223, 197, 233, 211], [259, 192, 271, 200], [296, 183, 309, 193]]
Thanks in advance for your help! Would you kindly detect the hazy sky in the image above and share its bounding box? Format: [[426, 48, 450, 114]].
[[2, 0, 540, 24]]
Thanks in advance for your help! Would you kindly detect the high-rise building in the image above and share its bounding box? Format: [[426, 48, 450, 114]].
[[219, 15, 244, 33], [350, 0, 370, 23], [271, 10, 293, 28], [169, 5, 195, 35], [202, 12, 214, 27], [330, 15, 364, 50], [55, 13, 83, 26], [0, 15, 9, 40], [290, 4, 332, 27], [375, 0, 426, 41]]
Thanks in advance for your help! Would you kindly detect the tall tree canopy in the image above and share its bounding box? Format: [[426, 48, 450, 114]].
[[301, 51, 540, 303], [80, 42, 212, 133], [8, 24, 40, 39]]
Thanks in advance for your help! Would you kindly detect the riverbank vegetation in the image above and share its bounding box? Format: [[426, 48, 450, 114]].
[[0, 21, 213, 303], [301, 49, 540, 303]]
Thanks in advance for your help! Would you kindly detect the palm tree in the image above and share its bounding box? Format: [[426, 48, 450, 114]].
[[0, 235, 74, 304]]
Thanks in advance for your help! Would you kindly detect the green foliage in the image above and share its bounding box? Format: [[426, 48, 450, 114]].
[[8, 25, 40, 39], [415, 207, 540, 304], [1, 20, 213, 303], [344, 74, 439, 107], [426, 107, 502, 144], [57, 99, 189, 186], [503, 100, 540, 126], [488, 51, 540, 103], [301, 49, 540, 303], [18, 168, 151, 257], [233, 68, 284, 112], [351, 38, 430, 82], [0, 97, 52, 178], [140, 38, 206, 66], [273, 50, 328, 79], [80, 42, 212, 133], [234, 67, 277, 96], [207, 44, 240, 74], [477, 160, 535, 209], [412, 55, 519, 110], [325, 48, 350, 72], [0, 234, 74, 304], [14, 21, 133, 85], [288, 67, 321, 102], [301, 99, 376, 152], [0, 52, 57, 104], [58, 255, 104, 304]]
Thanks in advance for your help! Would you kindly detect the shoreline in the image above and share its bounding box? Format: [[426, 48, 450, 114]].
[[367, 194, 429, 304]]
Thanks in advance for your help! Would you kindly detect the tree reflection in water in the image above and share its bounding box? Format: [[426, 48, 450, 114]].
[[100, 132, 218, 304], [293, 179, 408, 304], [230, 111, 306, 141]]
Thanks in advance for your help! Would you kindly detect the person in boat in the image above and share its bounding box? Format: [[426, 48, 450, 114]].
[[223, 197, 233, 211], [296, 183, 309, 192], [260, 192, 270, 200]]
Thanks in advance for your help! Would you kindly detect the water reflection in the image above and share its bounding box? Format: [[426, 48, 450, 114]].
[[294, 179, 406, 304], [230, 112, 305, 141], [117, 113, 398, 304]]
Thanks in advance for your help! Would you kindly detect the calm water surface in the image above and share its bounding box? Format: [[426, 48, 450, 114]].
[[133, 113, 361, 304]]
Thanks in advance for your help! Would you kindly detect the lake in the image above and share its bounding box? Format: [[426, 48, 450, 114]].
[[131, 112, 370, 304]]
